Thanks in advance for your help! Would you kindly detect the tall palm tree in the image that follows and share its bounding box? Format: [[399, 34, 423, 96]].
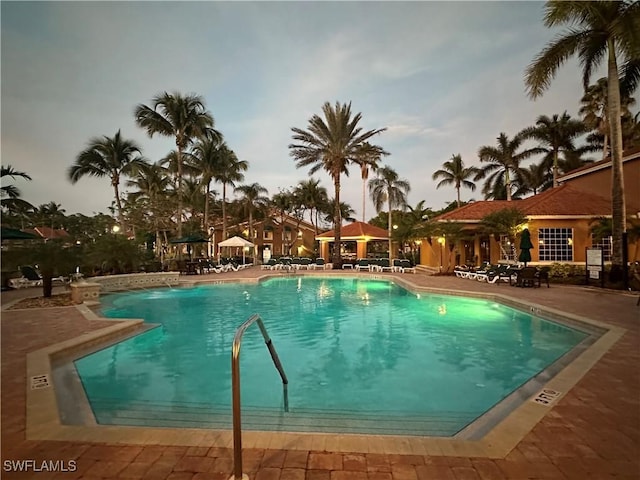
[[476, 133, 539, 201], [368, 165, 410, 260], [432, 154, 479, 207], [69, 130, 146, 231], [189, 137, 225, 234], [134, 91, 220, 237], [35, 202, 66, 230], [127, 162, 171, 259], [295, 178, 329, 235], [521, 112, 587, 187], [290, 101, 386, 267], [324, 199, 357, 224], [235, 182, 269, 254], [354, 142, 388, 221], [525, 0, 640, 275], [212, 144, 248, 240]]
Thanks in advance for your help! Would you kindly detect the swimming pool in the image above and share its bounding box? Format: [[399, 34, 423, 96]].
[[74, 277, 588, 436]]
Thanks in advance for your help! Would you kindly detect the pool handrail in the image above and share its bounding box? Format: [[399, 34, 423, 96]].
[[231, 313, 288, 480]]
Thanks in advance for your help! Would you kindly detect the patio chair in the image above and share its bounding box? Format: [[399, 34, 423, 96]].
[[514, 267, 539, 288], [298, 258, 312, 270], [311, 258, 326, 270], [342, 260, 354, 269], [354, 259, 370, 271], [392, 259, 404, 273], [536, 267, 550, 288], [399, 259, 416, 273], [261, 259, 277, 270], [378, 258, 393, 273], [454, 265, 472, 278]]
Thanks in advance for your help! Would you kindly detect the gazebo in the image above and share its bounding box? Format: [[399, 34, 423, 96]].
[[315, 221, 389, 260]]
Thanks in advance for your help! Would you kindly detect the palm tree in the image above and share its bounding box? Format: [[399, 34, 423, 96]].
[[525, 0, 640, 277], [521, 112, 587, 187], [432, 154, 479, 207], [520, 162, 549, 195], [476, 133, 539, 201], [134, 91, 220, 237], [295, 178, 329, 235], [235, 182, 269, 255], [368, 165, 410, 260], [290, 101, 386, 267], [127, 162, 171, 259], [34, 202, 66, 230], [69, 130, 146, 231], [324, 199, 357, 224], [211, 144, 248, 239], [189, 137, 224, 234], [354, 142, 388, 221], [1, 165, 31, 199], [580, 77, 637, 158]]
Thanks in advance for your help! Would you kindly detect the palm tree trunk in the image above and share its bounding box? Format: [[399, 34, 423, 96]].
[[113, 177, 126, 233], [607, 40, 626, 274], [552, 149, 559, 188], [222, 183, 227, 240], [388, 202, 393, 260], [204, 181, 210, 233], [333, 176, 342, 268], [456, 185, 461, 208], [176, 146, 183, 238], [505, 169, 512, 201], [362, 172, 367, 222]]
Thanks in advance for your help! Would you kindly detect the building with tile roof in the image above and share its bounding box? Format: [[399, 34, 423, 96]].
[[421, 148, 640, 271], [315, 221, 389, 260]]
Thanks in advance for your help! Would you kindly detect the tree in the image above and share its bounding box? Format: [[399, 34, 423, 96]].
[[290, 101, 386, 267], [480, 208, 528, 262], [189, 137, 224, 234], [69, 131, 146, 232], [295, 178, 329, 235], [525, 0, 640, 277], [211, 144, 248, 240], [1, 165, 31, 199], [520, 162, 549, 196], [354, 142, 388, 221], [432, 154, 478, 207], [521, 112, 587, 187], [476, 133, 539, 201], [368, 165, 410, 260], [235, 182, 269, 256], [135, 92, 220, 237]]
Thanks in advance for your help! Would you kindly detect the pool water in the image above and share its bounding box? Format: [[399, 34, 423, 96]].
[[75, 277, 588, 436]]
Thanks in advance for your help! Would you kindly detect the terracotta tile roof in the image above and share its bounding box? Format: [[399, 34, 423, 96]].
[[25, 227, 71, 239], [317, 221, 389, 239], [435, 184, 611, 222], [557, 145, 640, 181]]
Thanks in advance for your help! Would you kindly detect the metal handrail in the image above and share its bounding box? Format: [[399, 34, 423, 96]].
[[231, 314, 288, 480]]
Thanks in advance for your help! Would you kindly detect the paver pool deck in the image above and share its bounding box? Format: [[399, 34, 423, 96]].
[[1, 268, 638, 479]]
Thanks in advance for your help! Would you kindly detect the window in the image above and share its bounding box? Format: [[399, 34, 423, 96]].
[[263, 230, 273, 240], [499, 235, 516, 261], [538, 228, 573, 261], [591, 234, 612, 262]]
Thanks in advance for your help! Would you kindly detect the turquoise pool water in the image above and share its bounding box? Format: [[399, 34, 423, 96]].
[[75, 277, 588, 436]]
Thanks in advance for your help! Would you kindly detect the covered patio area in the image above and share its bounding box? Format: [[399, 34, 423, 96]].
[[316, 221, 389, 260]]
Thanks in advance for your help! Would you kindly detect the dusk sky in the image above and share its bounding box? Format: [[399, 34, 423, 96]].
[[2, 1, 605, 221]]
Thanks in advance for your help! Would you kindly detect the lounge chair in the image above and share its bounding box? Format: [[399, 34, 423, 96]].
[[354, 259, 371, 271], [392, 259, 404, 272], [378, 258, 393, 272], [342, 260, 354, 269], [399, 259, 416, 273], [309, 258, 325, 270], [262, 259, 277, 270], [454, 265, 472, 278], [298, 258, 312, 270]]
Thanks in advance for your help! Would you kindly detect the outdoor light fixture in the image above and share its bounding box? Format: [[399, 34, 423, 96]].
[[112, 225, 120, 233]]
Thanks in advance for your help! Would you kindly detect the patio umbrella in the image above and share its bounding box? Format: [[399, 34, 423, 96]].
[[518, 228, 533, 267], [170, 234, 209, 260], [1, 227, 38, 240], [217, 236, 254, 264]]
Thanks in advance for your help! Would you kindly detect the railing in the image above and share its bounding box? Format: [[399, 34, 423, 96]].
[[231, 314, 288, 480]]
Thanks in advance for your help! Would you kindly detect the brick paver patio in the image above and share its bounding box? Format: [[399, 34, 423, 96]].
[[2, 269, 638, 479]]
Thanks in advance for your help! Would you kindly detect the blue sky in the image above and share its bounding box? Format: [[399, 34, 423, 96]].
[[2, 1, 601, 220]]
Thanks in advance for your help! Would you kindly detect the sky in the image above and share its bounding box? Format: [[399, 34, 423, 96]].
[[1, 1, 604, 222]]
